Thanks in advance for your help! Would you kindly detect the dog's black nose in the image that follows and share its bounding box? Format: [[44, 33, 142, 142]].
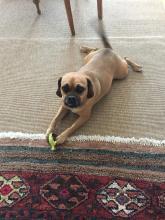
[[65, 96, 80, 108], [68, 96, 76, 104]]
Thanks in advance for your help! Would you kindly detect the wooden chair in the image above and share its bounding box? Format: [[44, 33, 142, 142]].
[[33, 0, 103, 35]]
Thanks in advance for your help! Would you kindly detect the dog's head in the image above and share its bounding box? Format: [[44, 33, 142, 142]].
[[56, 72, 94, 108]]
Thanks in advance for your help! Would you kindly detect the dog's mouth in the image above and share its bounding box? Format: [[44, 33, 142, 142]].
[[64, 95, 81, 108]]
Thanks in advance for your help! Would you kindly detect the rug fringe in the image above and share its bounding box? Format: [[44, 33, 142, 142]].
[[0, 132, 164, 147]]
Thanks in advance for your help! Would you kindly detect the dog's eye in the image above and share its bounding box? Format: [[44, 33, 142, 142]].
[[75, 85, 85, 94], [62, 84, 70, 93]]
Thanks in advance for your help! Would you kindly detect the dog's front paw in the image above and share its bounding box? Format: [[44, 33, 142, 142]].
[[56, 133, 68, 145]]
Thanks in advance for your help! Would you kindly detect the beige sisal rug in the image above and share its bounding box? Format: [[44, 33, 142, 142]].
[[0, 38, 165, 139]]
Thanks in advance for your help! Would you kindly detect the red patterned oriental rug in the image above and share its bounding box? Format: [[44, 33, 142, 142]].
[[0, 132, 164, 219]]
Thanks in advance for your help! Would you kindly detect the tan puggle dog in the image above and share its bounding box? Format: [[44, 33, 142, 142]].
[[46, 31, 142, 144]]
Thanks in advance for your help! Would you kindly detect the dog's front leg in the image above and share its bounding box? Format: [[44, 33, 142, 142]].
[[56, 112, 91, 145], [46, 106, 68, 138]]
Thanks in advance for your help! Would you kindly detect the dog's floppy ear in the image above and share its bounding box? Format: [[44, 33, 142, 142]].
[[56, 77, 62, 97], [87, 79, 94, 98]]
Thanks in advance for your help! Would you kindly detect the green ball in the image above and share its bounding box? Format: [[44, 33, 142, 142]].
[[48, 133, 57, 151]]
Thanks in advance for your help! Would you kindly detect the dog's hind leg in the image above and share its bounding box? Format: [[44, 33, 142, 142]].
[[114, 59, 129, 80], [114, 57, 142, 80], [80, 46, 99, 64], [80, 46, 98, 54], [124, 57, 142, 72]]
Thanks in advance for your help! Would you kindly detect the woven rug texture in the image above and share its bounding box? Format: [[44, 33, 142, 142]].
[[0, 0, 164, 219]]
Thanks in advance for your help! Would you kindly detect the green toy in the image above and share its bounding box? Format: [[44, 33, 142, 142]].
[[48, 133, 57, 151]]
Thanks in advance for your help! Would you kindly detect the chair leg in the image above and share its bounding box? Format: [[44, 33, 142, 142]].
[[33, 0, 41, 15], [97, 0, 102, 19], [64, 0, 75, 35]]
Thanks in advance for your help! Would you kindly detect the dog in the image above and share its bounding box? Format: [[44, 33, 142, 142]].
[[46, 28, 142, 145]]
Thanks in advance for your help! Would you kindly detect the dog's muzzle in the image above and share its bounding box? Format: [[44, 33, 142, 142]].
[[64, 95, 81, 108]]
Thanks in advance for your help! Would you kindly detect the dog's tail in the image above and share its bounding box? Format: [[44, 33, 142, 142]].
[[99, 30, 112, 49], [97, 22, 112, 49]]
